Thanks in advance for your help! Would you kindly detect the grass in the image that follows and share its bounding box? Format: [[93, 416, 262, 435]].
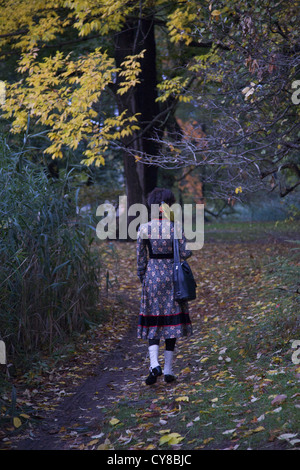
[[204, 219, 300, 243]]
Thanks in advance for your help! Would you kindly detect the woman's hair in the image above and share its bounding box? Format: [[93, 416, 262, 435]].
[[147, 187, 176, 207]]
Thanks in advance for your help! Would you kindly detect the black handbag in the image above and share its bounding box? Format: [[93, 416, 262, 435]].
[[173, 236, 197, 302]]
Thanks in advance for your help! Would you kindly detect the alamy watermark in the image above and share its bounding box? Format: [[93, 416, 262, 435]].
[[0, 80, 5, 105], [292, 80, 300, 105], [291, 340, 300, 365], [0, 340, 6, 365], [96, 196, 204, 250]]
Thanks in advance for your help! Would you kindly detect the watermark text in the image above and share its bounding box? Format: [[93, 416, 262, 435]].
[[96, 196, 204, 250], [292, 80, 300, 105]]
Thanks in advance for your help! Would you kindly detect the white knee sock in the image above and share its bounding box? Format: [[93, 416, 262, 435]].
[[149, 344, 160, 370], [164, 350, 174, 376]]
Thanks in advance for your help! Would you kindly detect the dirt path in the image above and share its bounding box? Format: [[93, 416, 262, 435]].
[[11, 305, 199, 450], [14, 311, 147, 450]]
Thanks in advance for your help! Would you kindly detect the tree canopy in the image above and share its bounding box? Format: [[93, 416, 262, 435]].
[[0, 0, 299, 202]]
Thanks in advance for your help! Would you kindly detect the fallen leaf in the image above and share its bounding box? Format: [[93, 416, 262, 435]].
[[159, 433, 184, 446], [271, 395, 287, 406], [13, 417, 22, 428], [200, 357, 209, 363], [92, 433, 104, 439], [181, 367, 191, 374], [278, 433, 298, 443], [87, 439, 99, 446], [175, 396, 189, 402], [97, 438, 112, 450], [203, 437, 214, 444], [159, 419, 168, 425], [253, 426, 265, 433], [290, 439, 300, 446], [222, 428, 236, 435], [109, 418, 120, 426], [158, 429, 171, 434]]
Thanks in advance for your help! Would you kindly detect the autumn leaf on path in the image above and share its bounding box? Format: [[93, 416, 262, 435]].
[[271, 395, 287, 406], [175, 396, 189, 402], [159, 433, 184, 446], [109, 418, 120, 426], [13, 417, 22, 428]]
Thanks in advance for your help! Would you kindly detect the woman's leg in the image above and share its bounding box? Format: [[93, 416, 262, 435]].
[[145, 339, 162, 385], [164, 338, 176, 382], [148, 339, 160, 370], [165, 338, 176, 351]]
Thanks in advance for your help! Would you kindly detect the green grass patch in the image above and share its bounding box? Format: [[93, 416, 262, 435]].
[[204, 219, 300, 243]]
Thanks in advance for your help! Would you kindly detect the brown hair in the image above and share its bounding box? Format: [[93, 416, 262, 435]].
[[147, 188, 176, 207]]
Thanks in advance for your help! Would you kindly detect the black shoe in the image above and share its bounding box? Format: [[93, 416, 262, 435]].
[[145, 366, 162, 385], [164, 374, 176, 383]]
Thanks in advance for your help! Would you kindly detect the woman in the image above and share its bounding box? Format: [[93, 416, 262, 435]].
[[136, 188, 193, 385]]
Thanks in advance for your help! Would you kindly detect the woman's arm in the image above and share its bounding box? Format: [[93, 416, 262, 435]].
[[136, 225, 148, 282], [179, 233, 192, 260]]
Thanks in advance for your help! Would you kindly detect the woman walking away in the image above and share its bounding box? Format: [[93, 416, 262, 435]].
[[136, 188, 193, 385]]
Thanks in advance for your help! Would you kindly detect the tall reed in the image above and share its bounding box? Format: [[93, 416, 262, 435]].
[[0, 139, 101, 365]]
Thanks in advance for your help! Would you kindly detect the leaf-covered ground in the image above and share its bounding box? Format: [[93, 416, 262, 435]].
[[1, 221, 299, 451]]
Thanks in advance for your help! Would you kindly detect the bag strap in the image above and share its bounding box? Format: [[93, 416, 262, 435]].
[[173, 228, 180, 264]]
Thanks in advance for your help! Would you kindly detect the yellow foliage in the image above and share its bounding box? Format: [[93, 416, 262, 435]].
[[0, 0, 216, 167], [0, 1, 148, 166], [2, 46, 142, 165], [117, 50, 145, 96], [167, 5, 198, 45], [156, 76, 191, 103]]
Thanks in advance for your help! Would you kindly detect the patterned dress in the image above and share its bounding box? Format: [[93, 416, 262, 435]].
[[136, 218, 193, 340]]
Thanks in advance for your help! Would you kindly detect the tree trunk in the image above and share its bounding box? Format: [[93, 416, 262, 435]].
[[114, 15, 161, 209]]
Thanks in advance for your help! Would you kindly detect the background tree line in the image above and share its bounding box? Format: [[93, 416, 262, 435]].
[[1, 0, 298, 206]]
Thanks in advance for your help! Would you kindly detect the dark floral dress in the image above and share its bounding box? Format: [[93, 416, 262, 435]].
[[136, 218, 193, 340]]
